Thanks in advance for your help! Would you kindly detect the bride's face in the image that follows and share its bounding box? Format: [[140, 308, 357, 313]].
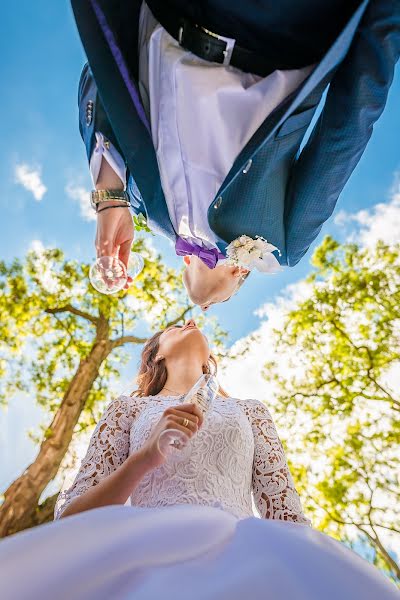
[[157, 320, 210, 363]]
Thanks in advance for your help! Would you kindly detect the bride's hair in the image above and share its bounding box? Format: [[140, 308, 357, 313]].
[[132, 329, 228, 398]]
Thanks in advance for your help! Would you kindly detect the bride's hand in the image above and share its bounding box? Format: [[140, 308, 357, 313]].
[[141, 403, 204, 468]]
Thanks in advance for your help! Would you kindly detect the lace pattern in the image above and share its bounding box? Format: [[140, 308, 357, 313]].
[[55, 395, 310, 526], [54, 397, 142, 519], [236, 399, 310, 524]]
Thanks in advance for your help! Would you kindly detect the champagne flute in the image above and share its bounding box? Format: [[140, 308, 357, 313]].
[[89, 252, 144, 295], [89, 256, 127, 294], [157, 373, 219, 461]]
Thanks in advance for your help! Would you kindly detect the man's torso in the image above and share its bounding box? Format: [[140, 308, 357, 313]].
[[78, 0, 369, 261]]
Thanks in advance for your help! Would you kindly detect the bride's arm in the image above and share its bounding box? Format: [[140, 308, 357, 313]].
[[55, 396, 154, 519], [241, 399, 311, 525]]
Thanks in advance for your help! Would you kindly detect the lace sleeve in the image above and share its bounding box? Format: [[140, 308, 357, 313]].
[[240, 399, 311, 525], [54, 396, 134, 519]]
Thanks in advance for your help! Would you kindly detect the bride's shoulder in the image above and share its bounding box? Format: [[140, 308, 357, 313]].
[[233, 397, 274, 419], [109, 394, 150, 416]]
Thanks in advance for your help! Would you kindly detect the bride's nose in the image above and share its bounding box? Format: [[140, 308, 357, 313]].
[[185, 319, 197, 328]]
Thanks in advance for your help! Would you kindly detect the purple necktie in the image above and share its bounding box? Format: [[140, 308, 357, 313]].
[[175, 237, 225, 269]]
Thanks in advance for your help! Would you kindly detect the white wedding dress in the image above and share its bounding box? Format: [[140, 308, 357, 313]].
[[0, 395, 398, 600]]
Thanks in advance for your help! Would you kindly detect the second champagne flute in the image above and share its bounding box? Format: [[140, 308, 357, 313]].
[[157, 373, 219, 461]]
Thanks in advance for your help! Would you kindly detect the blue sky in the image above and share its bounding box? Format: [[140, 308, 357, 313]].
[[1, 2, 399, 489]]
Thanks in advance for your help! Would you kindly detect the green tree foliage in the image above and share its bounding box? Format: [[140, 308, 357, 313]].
[[263, 237, 400, 582], [0, 239, 223, 536]]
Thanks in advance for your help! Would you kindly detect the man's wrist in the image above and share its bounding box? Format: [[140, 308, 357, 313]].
[[91, 189, 130, 212], [97, 199, 131, 211]]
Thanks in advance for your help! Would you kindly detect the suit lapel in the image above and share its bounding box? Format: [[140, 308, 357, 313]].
[[218, 0, 370, 198], [71, 0, 175, 239]]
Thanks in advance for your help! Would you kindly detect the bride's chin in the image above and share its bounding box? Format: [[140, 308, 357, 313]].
[[181, 329, 209, 349], [182, 328, 202, 338]]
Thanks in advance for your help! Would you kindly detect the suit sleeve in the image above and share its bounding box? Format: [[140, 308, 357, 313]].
[[78, 62, 126, 166], [285, 0, 400, 266], [77, 63, 145, 212]]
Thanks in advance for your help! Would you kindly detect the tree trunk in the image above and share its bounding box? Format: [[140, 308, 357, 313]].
[[0, 337, 111, 537], [29, 493, 60, 529]]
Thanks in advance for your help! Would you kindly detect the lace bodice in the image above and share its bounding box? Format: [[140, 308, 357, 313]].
[[55, 395, 310, 524]]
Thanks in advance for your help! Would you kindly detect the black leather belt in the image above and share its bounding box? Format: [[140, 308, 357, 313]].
[[145, 0, 294, 77]]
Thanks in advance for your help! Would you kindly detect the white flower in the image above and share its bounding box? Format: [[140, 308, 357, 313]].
[[255, 238, 267, 251], [225, 235, 283, 274]]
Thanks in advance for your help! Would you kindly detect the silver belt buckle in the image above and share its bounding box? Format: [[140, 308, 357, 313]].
[[221, 35, 236, 66], [200, 26, 236, 66]]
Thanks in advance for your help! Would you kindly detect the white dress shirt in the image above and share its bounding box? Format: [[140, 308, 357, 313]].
[[90, 131, 127, 189], [90, 2, 312, 250]]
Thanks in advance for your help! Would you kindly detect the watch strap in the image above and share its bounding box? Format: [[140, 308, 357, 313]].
[[91, 189, 130, 210]]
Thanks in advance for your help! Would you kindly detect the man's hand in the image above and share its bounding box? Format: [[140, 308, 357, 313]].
[[96, 202, 134, 284], [94, 158, 134, 285]]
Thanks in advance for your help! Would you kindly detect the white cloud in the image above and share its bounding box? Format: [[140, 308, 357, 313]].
[[334, 174, 400, 247], [29, 239, 46, 254], [65, 182, 96, 222], [28, 239, 60, 293], [220, 278, 314, 404], [15, 163, 47, 201], [332, 210, 348, 227]]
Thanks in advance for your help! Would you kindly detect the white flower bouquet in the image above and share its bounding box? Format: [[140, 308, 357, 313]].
[[226, 235, 282, 274]]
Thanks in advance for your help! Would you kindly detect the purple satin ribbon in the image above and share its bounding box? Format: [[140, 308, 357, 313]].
[[175, 237, 225, 269]]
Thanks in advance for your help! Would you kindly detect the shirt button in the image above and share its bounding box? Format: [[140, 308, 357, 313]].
[[242, 159, 252, 174], [214, 197, 222, 209]]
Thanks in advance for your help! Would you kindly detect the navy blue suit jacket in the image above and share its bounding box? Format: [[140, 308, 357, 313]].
[[72, 0, 400, 265]]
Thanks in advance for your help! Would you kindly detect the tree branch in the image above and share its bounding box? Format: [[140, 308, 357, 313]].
[[358, 391, 400, 411], [110, 334, 148, 349], [313, 502, 400, 536], [366, 374, 400, 409], [359, 526, 400, 580], [45, 305, 98, 325], [331, 320, 400, 409], [287, 378, 338, 402], [51, 314, 75, 352], [110, 305, 194, 349], [331, 321, 373, 362], [164, 305, 194, 328]]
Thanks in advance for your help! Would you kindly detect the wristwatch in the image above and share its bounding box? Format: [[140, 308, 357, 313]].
[[90, 189, 131, 212]]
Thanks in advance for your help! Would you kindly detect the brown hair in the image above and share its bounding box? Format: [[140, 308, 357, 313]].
[[132, 328, 228, 398]]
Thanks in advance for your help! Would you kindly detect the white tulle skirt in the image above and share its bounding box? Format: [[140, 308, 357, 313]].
[[0, 505, 398, 600]]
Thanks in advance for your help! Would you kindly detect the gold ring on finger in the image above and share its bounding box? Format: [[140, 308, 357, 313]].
[[182, 418, 189, 428]]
